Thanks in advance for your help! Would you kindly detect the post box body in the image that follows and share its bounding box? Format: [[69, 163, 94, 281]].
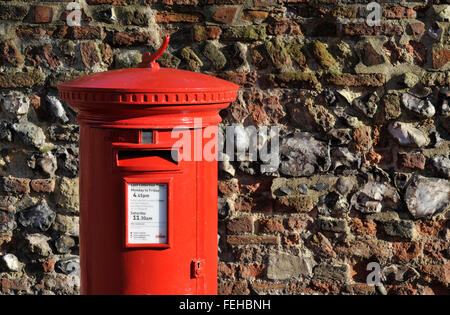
[[58, 66, 239, 294]]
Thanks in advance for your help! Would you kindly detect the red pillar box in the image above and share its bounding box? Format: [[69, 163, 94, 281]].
[[58, 36, 239, 295]]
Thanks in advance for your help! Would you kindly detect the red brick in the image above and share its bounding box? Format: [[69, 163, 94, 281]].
[[408, 22, 425, 36], [226, 216, 254, 234], [218, 179, 239, 195], [308, 232, 336, 258], [239, 263, 265, 279], [345, 283, 376, 295], [406, 40, 427, 65], [383, 40, 408, 64], [283, 232, 300, 246], [218, 262, 236, 279], [3, 177, 31, 194], [217, 72, 257, 88], [155, 12, 203, 23], [257, 218, 284, 233], [342, 22, 403, 36], [53, 25, 105, 40], [286, 214, 314, 231], [397, 152, 426, 170], [1, 278, 30, 294], [349, 217, 377, 236], [393, 242, 422, 262], [252, 282, 286, 292], [383, 6, 416, 19], [420, 263, 450, 284], [226, 235, 279, 245], [267, 19, 302, 36], [42, 259, 55, 273], [241, 10, 269, 22], [218, 280, 249, 295], [352, 125, 372, 152], [15, 26, 47, 38], [112, 31, 153, 47], [86, 0, 122, 4], [80, 41, 100, 68], [0, 40, 23, 67], [33, 6, 53, 23], [212, 7, 237, 24], [207, 0, 244, 3], [30, 179, 55, 193], [423, 240, 447, 260], [416, 220, 445, 236], [249, 44, 268, 70], [24, 44, 59, 69], [365, 150, 382, 166], [432, 48, 450, 69]]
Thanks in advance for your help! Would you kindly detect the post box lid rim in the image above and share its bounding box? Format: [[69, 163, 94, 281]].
[[57, 67, 240, 93]]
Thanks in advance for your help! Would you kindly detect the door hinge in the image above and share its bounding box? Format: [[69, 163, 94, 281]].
[[191, 259, 205, 278]]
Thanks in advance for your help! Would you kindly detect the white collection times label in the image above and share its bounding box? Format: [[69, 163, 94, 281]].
[[127, 183, 167, 244]]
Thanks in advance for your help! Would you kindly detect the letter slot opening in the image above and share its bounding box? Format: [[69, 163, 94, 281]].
[[116, 149, 179, 171]]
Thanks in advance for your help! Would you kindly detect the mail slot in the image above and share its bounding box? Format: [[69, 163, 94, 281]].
[[57, 36, 239, 295]]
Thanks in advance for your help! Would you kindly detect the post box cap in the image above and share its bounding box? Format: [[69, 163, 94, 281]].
[[58, 36, 239, 106]]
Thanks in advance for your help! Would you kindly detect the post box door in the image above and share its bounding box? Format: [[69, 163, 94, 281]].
[[79, 127, 201, 294]]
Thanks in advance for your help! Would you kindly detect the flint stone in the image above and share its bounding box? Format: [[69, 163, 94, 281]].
[[278, 187, 292, 196], [12, 122, 46, 149], [331, 147, 361, 170], [219, 153, 235, 177], [46, 95, 69, 123], [401, 93, 435, 118], [382, 265, 419, 283], [336, 177, 355, 195], [432, 155, 450, 178], [38, 152, 57, 176], [1, 253, 21, 272], [55, 146, 79, 177], [298, 183, 308, 195], [25, 234, 52, 257], [388, 122, 429, 147], [0, 210, 16, 232], [56, 257, 80, 275], [405, 175, 450, 218], [53, 214, 79, 236], [218, 197, 232, 220], [351, 181, 400, 213], [55, 235, 76, 254], [96, 7, 117, 23], [0, 91, 29, 117], [352, 92, 379, 118], [18, 203, 55, 232], [267, 251, 316, 280], [383, 220, 417, 239], [311, 183, 329, 192], [0, 120, 12, 142], [319, 216, 348, 233], [280, 133, 330, 176]]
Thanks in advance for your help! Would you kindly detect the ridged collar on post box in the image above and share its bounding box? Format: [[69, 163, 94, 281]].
[[58, 35, 239, 107]]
